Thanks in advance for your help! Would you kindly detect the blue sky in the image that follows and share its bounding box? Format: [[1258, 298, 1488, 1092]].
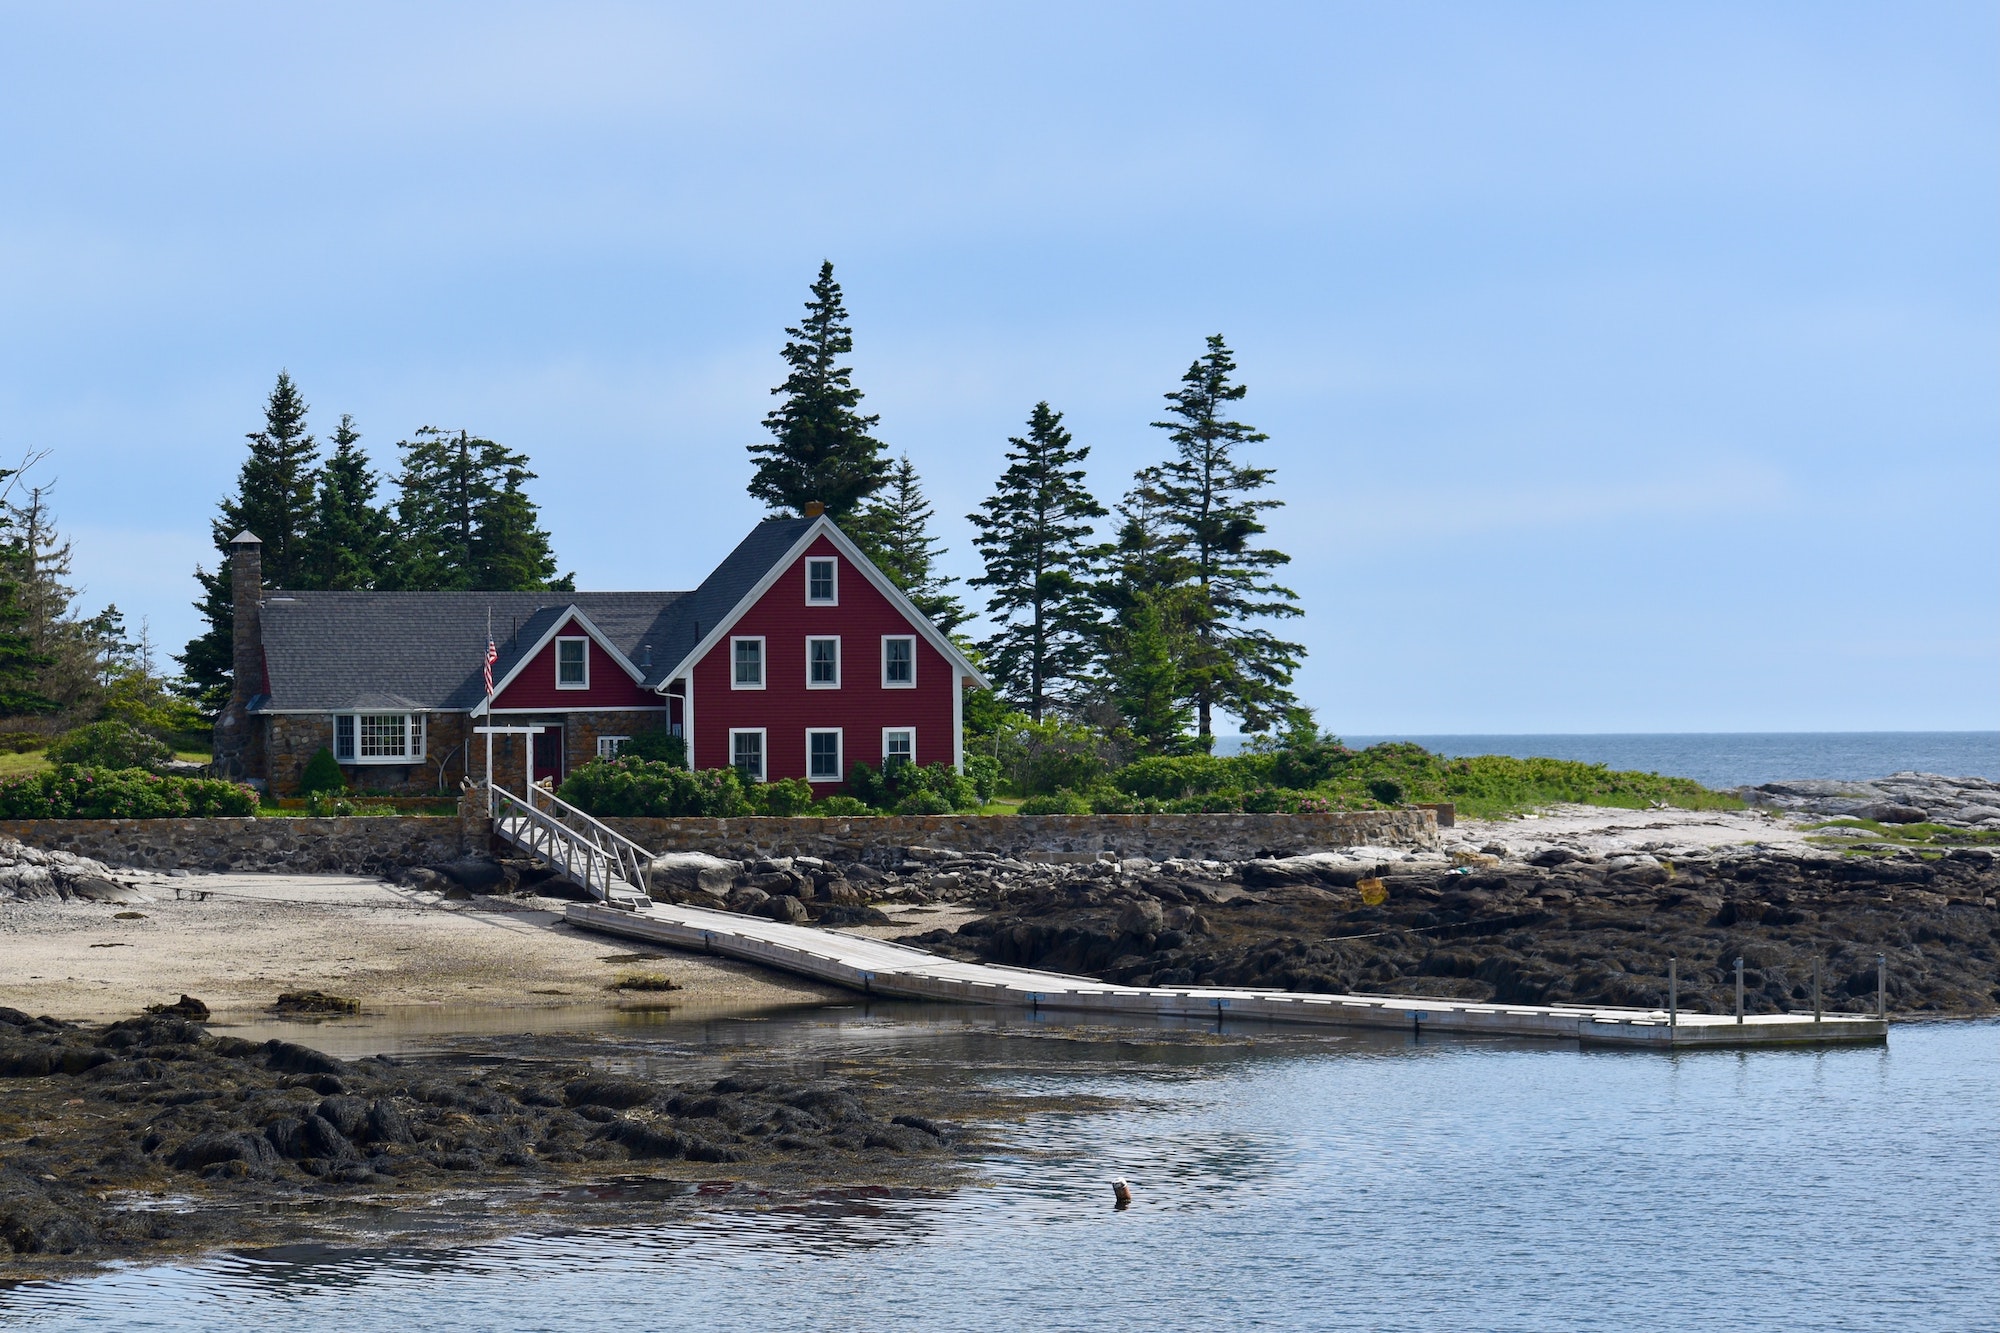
[[1, 2, 1993, 733]]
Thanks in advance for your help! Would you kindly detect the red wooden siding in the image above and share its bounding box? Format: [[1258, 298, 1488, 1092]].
[[491, 617, 658, 711], [690, 535, 958, 782]]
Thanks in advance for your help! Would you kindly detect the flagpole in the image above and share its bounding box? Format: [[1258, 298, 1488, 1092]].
[[483, 609, 495, 805]]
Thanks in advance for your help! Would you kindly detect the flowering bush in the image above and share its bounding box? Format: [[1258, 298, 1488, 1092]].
[[0, 765, 257, 819]]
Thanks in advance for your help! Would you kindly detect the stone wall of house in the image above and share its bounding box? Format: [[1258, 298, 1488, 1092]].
[[258, 709, 671, 796], [0, 816, 474, 875], [599, 809, 1439, 865]]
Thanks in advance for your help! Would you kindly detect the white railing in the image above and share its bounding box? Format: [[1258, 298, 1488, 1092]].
[[487, 783, 652, 909]]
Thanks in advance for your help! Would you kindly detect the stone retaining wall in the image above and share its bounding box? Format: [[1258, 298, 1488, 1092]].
[[0, 817, 473, 875], [0, 808, 1435, 877], [601, 809, 1438, 865]]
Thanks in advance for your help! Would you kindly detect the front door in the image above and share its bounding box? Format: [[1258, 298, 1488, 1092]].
[[532, 725, 565, 787]]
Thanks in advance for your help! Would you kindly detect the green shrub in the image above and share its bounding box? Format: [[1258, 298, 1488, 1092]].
[[894, 790, 953, 816], [756, 777, 815, 816], [0, 765, 257, 819], [1002, 716, 1109, 796], [304, 791, 356, 816], [1088, 789, 1164, 815], [813, 795, 872, 817], [0, 732, 46, 755], [46, 722, 172, 772], [963, 752, 1000, 804], [619, 732, 687, 767], [1366, 778, 1404, 805], [1115, 754, 1241, 800], [299, 747, 345, 796], [557, 758, 752, 818], [845, 760, 980, 814], [1018, 790, 1092, 815]]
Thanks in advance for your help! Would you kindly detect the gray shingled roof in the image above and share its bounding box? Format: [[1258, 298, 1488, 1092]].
[[253, 516, 818, 713]]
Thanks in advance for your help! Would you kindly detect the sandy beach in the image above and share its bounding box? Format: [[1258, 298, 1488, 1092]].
[[0, 872, 839, 1023]]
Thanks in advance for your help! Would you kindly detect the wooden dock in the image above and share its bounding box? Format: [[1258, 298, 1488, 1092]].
[[567, 900, 1887, 1049]]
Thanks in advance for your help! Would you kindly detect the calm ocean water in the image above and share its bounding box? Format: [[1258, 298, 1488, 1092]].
[[4, 1015, 1995, 1332], [1323, 732, 2000, 789]]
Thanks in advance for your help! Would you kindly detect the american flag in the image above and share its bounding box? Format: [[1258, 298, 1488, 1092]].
[[483, 638, 497, 696]]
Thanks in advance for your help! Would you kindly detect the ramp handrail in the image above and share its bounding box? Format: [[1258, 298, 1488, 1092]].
[[487, 784, 651, 907]]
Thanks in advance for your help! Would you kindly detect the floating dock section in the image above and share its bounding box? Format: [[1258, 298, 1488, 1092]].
[[567, 901, 1887, 1049]]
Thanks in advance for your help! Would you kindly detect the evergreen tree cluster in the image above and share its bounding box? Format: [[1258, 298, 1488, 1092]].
[[179, 372, 571, 714], [745, 264, 1305, 758]]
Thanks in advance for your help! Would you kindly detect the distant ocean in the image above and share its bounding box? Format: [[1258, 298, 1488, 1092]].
[[1214, 732, 2000, 790]]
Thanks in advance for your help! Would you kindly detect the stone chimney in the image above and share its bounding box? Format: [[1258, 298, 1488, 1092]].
[[211, 531, 265, 783]]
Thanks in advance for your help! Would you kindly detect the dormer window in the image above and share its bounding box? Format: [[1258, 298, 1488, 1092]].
[[555, 636, 588, 689], [806, 557, 837, 605]]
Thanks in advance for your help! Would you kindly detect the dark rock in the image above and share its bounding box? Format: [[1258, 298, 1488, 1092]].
[[431, 857, 510, 891], [563, 1075, 655, 1110], [263, 1041, 346, 1076], [171, 1131, 281, 1176], [814, 903, 891, 927], [316, 1095, 369, 1139], [596, 1118, 688, 1159], [756, 894, 812, 924], [1858, 803, 1927, 825], [143, 995, 211, 1020]]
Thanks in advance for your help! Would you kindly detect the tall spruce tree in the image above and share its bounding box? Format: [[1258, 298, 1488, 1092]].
[[178, 371, 324, 714], [967, 402, 1107, 720], [298, 415, 390, 591], [851, 455, 965, 632], [0, 468, 58, 718], [1124, 334, 1303, 741], [383, 428, 568, 591], [747, 262, 890, 519]]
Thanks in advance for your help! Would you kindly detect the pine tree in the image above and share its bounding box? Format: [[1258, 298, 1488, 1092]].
[[747, 261, 890, 519], [298, 415, 390, 591], [383, 428, 567, 591], [1103, 589, 1196, 755], [1125, 335, 1303, 741], [178, 372, 324, 713], [0, 468, 57, 718], [967, 402, 1107, 721], [851, 455, 965, 631]]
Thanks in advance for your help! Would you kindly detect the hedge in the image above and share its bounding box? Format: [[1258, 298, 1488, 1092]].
[[0, 765, 259, 819]]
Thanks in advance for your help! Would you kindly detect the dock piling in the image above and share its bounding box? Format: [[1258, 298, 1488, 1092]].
[[1813, 957, 1822, 1024], [1735, 957, 1745, 1025], [1877, 954, 1887, 1020], [1668, 957, 1677, 1029]]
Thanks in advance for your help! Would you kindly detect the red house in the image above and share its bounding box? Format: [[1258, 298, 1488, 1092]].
[[212, 512, 989, 795]]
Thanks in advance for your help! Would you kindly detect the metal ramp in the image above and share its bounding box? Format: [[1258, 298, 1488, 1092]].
[[488, 783, 653, 911]]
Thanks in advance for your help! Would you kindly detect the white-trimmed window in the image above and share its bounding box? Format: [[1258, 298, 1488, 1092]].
[[807, 728, 843, 782], [807, 636, 840, 688], [332, 712, 423, 764], [882, 635, 916, 688], [731, 636, 765, 689], [882, 727, 915, 770], [556, 636, 589, 689], [596, 735, 630, 759], [730, 728, 766, 783], [806, 557, 837, 604]]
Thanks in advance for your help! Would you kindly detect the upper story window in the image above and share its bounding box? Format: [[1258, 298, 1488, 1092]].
[[556, 636, 588, 689], [333, 712, 423, 764], [732, 636, 765, 689], [882, 635, 916, 688], [806, 557, 837, 604], [807, 636, 840, 688]]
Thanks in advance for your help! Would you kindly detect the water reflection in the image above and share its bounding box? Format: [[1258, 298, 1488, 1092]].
[[5, 1018, 1993, 1331]]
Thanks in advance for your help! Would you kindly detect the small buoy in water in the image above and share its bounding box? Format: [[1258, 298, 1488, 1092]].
[[1112, 1177, 1132, 1210]]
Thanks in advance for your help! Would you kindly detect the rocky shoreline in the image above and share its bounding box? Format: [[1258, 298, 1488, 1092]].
[[0, 1006, 1030, 1280]]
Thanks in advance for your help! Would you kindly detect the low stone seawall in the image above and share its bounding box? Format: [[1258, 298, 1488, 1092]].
[[601, 810, 1438, 865], [0, 809, 1434, 876], [0, 817, 472, 875]]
